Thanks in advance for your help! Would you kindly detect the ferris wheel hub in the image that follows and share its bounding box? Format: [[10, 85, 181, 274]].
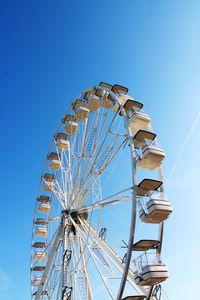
[[62, 209, 88, 223]]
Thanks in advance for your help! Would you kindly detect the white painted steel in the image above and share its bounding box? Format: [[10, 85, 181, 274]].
[[31, 83, 169, 300]]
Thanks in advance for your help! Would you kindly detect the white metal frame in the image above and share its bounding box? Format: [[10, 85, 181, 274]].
[[31, 84, 166, 300]]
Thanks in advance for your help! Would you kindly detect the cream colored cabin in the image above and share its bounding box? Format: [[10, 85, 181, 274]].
[[98, 82, 113, 93], [87, 94, 99, 111], [33, 277, 42, 286], [48, 152, 61, 171], [55, 132, 69, 151], [123, 100, 151, 132], [63, 114, 78, 134], [133, 130, 165, 170], [73, 99, 89, 120], [136, 179, 172, 223], [43, 174, 55, 191], [111, 84, 129, 112], [84, 89, 99, 110], [100, 94, 114, 109], [133, 249, 169, 286], [98, 82, 114, 109], [39, 203, 50, 214], [83, 90, 95, 100], [134, 264, 169, 286], [35, 227, 47, 237], [33, 251, 46, 262], [140, 196, 173, 224], [111, 84, 129, 100]]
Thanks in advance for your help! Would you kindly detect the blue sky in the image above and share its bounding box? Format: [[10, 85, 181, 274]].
[[1, 0, 200, 299]]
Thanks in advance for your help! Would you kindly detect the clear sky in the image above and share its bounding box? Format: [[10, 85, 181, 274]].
[[1, 0, 200, 299]]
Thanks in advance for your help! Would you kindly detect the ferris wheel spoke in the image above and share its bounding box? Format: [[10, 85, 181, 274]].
[[68, 235, 77, 300], [97, 137, 127, 175], [44, 252, 62, 298], [69, 232, 93, 300], [70, 232, 93, 300], [80, 219, 147, 295], [75, 219, 145, 299], [69, 217, 113, 276], [94, 134, 118, 173], [58, 152, 69, 208], [93, 111, 118, 163], [84, 111, 100, 155], [66, 142, 75, 205], [69, 218, 115, 299], [72, 136, 125, 208], [61, 151, 74, 207], [78, 234, 93, 300], [77, 140, 128, 209], [75, 172, 100, 209], [71, 111, 118, 205], [51, 182, 66, 209], [86, 109, 109, 161], [73, 119, 89, 198], [42, 177, 66, 209], [78, 189, 132, 213], [71, 125, 79, 158], [55, 272, 62, 300]]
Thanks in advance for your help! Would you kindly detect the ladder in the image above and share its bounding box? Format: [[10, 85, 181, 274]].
[[86, 127, 97, 153], [91, 246, 110, 268]]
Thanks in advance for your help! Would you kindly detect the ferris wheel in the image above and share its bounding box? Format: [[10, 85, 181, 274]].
[[30, 82, 172, 300]]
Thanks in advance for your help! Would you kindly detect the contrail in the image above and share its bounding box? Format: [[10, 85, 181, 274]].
[[167, 111, 200, 180]]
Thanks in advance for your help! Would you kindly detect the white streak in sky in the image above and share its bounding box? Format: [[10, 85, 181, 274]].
[[0, 267, 10, 290], [167, 111, 200, 180]]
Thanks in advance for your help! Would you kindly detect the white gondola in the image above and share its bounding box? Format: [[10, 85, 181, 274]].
[[139, 193, 172, 224], [73, 99, 90, 120], [48, 152, 60, 171], [133, 253, 169, 286], [36, 227, 47, 237], [98, 82, 114, 109], [55, 132, 69, 151], [33, 251, 46, 262], [88, 94, 99, 111], [111, 84, 129, 104], [63, 114, 78, 134], [84, 90, 99, 111], [100, 94, 114, 109], [32, 277, 42, 286], [39, 203, 50, 214], [43, 174, 55, 191], [136, 179, 172, 224], [106, 83, 129, 112], [133, 130, 165, 170], [123, 100, 151, 132]]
